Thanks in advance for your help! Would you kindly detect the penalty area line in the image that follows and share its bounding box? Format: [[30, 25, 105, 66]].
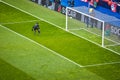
[[0, 24, 83, 68]]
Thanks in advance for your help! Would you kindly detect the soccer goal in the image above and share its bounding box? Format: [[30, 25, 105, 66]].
[[66, 7, 120, 48]]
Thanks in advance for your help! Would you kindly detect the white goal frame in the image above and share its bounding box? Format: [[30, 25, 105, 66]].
[[66, 7, 105, 47]]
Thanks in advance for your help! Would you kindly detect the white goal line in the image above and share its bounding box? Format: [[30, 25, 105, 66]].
[[68, 28, 84, 31], [0, 20, 40, 25], [105, 43, 120, 47]]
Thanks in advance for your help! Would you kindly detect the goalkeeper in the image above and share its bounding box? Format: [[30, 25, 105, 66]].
[[32, 22, 40, 34]]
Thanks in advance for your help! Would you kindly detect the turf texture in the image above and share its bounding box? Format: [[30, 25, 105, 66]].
[[0, 1, 120, 80]]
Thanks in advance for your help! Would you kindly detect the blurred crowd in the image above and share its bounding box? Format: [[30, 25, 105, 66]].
[[31, 0, 74, 14]]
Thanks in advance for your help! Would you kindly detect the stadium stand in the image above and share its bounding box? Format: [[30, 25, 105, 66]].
[[31, 0, 120, 25], [72, 6, 120, 27]]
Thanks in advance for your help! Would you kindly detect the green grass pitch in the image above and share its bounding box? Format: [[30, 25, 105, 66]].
[[0, 0, 120, 80]]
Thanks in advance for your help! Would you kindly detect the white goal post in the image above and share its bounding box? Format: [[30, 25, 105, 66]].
[[66, 7, 120, 48]]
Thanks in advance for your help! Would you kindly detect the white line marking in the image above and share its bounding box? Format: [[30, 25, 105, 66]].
[[71, 31, 120, 55], [1, 0, 120, 55], [82, 61, 120, 68], [68, 30, 102, 46], [106, 44, 120, 47], [71, 28, 120, 47], [1, 1, 120, 68], [1, 24, 120, 69], [0, 24, 83, 67], [82, 28, 120, 47], [0, 20, 39, 25], [69, 28, 84, 30]]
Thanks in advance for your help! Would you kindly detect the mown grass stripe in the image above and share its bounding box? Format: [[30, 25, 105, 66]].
[[0, 24, 83, 68], [0, 58, 35, 80], [1, 23, 120, 68], [0, 1, 120, 80]]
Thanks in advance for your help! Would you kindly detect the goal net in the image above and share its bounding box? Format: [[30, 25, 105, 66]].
[[66, 7, 120, 49]]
